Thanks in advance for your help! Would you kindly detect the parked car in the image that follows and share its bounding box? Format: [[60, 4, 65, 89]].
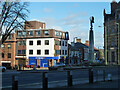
[[0, 66, 6, 72], [53, 63, 65, 67]]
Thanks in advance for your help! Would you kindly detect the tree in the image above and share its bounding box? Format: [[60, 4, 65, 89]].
[[0, 1, 29, 44]]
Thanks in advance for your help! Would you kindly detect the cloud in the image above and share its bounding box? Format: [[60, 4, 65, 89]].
[[43, 8, 53, 13], [62, 12, 88, 26]]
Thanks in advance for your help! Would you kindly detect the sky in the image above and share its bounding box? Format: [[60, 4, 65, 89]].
[[27, 2, 112, 49]]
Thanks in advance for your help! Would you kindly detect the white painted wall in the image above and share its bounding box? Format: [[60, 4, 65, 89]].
[[60, 40, 68, 57], [26, 38, 55, 59]]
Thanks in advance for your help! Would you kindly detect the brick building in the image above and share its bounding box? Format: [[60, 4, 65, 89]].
[[104, 1, 120, 65], [1, 34, 16, 69]]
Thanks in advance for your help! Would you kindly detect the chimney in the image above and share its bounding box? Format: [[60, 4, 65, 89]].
[[76, 39, 81, 43], [85, 40, 89, 44]]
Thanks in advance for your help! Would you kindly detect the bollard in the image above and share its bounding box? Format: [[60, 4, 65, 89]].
[[12, 75, 18, 90], [42, 72, 48, 88], [96, 70, 98, 82], [108, 74, 112, 81], [67, 71, 72, 87], [103, 70, 105, 82], [89, 68, 93, 84]]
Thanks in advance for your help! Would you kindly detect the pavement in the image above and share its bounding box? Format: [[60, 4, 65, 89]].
[[62, 79, 120, 88]]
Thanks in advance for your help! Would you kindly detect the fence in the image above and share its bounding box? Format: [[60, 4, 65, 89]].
[[3, 67, 116, 89]]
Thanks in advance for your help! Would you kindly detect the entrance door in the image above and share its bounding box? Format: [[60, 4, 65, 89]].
[[40, 59, 48, 68]]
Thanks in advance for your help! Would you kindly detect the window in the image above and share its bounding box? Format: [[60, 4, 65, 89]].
[[63, 33, 65, 38], [8, 35, 11, 40], [8, 44, 11, 49], [37, 50, 41, 55], [55, 31, 59, 36], [29, 31, 33, 36], [8, 53, 11, 58], [65, 50, 67, 55], [18, 41, 22, 45], [37, 40, 41, 45], [62, 41, 64, 46], [60, 32, 62, 38], [36, 31, 40, 36], [45, 40, 49, 45], [111, 26, 114, 33], [60, 50, 61, 55], [1, 44, 4, 49], [23, 40, 26, 45], [22, 31, 26, 36], [18, 50, 21, 54], [118, 13, 120, 19], [44, 30, 49, 36], [29, 50, 33, 55], [2, 53, 4, 58], [62, 50, 64, 55], [55, 50, 60, 55], [65, 41, 67, 46], [55, 40, 60, 45], [18, 31, 22, 36], [45, 50, 49, 55], [29, 41, 33, 45], [22, 50, 26, 54]]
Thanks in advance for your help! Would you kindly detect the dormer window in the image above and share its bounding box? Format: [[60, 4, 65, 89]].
[[44, 30, 49, 36], [29, 31, 33, 36], [55, 31, 59, 36], [36, 31, 40, 36], [18, 31, 22, 36]]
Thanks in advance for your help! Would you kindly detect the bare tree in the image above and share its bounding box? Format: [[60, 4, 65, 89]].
[[0, 1, 29, 44]]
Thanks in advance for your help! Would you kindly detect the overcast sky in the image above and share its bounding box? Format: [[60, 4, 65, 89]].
[[27, 2, 112, 49]]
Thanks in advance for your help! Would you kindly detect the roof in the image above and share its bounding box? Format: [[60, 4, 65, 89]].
[[68, 42, 88, 51], [84, 43, 98, 51], [69, 42, 98, 51]]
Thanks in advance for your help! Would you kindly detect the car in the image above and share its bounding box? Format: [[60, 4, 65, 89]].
[[0, 66, 6, 72], [53, 63, 65, 67]]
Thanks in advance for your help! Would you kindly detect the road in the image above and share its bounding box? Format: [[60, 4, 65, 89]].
[[1, 66, 119, 88]]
